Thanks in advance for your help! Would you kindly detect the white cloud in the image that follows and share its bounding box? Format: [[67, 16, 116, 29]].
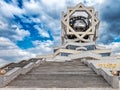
[[27, 40, 54, 55], [0, 37, 54, 65], [11, 25, 30, 41], [0, 37, 17, 50], [30, 17, 41, 23], [85, 0, 105, 6], [0, 58, 10, 67], [34, 25, 50, 38], [0, 1, 24, 18], [98, 42, 120, 54], [23, 0, 41, 15], [0, 37, 35, 62], [0, 24, 30, 41], [22, 0, 63, 36], [0, 20, 8, 29], [41, 0, 67, 9], [97, 21, 108, 42]]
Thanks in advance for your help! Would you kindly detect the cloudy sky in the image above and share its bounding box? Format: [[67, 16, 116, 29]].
[[0, 0, 120, 66]]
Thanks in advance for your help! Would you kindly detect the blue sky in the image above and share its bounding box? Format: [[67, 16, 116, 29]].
[[0, 0, 120, 65]]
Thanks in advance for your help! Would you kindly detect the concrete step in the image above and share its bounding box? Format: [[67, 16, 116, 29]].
[[15, 74, 105, 81], [6, 61, 111, 88], [29, 69, 95, 74], [8, 79, 110, 88], [31, 67, 92, 71]]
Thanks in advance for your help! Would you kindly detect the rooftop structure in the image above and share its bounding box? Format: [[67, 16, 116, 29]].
[[0, 3, 120, 89]]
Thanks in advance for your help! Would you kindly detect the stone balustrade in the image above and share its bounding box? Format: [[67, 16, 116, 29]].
[[21, 62, 34, 74], [85, 59, 120, 89], [99, 68, 119, 88], [0, 59, 43, 87]]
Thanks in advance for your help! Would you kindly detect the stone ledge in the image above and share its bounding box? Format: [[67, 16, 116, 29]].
[[87, 60, 119, 89], [21, 62, 34, 74], [0, 67, 21, 87], [0, 59, 43, 87], [34, 60, 42, 67], [99, 68, 119, 89]]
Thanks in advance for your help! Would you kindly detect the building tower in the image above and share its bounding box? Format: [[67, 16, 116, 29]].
[[61, 3, 99, 44], [53, 3, 111, 59]]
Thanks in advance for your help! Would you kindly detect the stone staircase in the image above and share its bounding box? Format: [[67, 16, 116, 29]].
[[6, 60, 111, 88]]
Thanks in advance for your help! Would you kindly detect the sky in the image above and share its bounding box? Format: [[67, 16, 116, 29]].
[[0, 0, 120, 66]]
